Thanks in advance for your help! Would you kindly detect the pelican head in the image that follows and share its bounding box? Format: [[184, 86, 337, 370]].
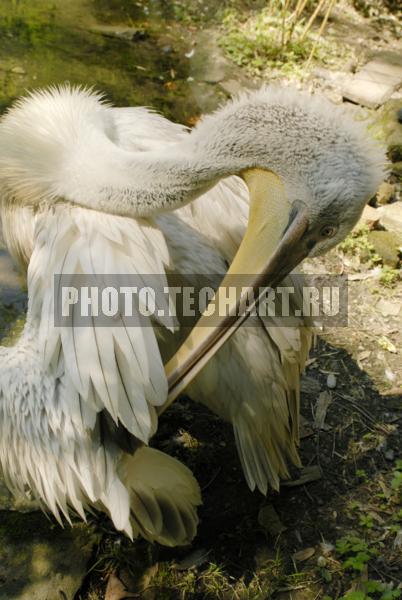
[[186, 86, 384, 261], [164, 87, 385, 401]]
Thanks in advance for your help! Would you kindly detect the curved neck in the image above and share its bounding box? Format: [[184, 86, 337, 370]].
[[58, 101, 306, 218]]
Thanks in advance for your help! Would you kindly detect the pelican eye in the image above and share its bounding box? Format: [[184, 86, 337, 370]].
[[320, 225, 337, 238]]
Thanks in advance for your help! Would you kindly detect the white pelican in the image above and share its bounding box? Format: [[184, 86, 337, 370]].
[[0, 86, 384, 545]]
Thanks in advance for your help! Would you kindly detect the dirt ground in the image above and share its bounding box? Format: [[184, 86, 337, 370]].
[[0, 0, 401, 598]]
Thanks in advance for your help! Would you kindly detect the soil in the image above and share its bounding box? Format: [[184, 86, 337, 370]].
[[0, 0, 401, 599]]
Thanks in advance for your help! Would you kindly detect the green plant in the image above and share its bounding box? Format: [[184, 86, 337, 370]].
[[359, 514, 374, 529], [342, 581, 401, 600], [218, 1, 346, 78], [379, 266, 400, 288], [356, 468, 368, 480], [336, 535, 377, 572], [391, 459, 402, 492], [339, 227, 382, 267]]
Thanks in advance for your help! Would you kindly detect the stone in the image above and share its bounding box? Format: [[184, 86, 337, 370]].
[[326, 373, 337, 389], [368, 230, 402, 267], [342, 52, 402, 108], [376, 182, 396, 206], [376, 298, 401, 317], [0, 511, 99, 600], [10, 66, 25, 75], [370, 99, 402, 161], [359, 204, 381, 228], [378, 202, 402, 234]]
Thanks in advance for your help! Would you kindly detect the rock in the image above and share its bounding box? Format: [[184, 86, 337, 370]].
[[326, 373, 337, 389], [0, 511, 99, 600], [376, 182, 396, 206], [370, 99, 402, 161], [359, 204, 381, 229], [378, 202, 402, 234], [342, 52, 402, 108], [368, 230, 402, 267], [376, 298, 401, 317]]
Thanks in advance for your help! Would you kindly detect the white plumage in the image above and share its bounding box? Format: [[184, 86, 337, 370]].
[[0, 86, 384, 544]]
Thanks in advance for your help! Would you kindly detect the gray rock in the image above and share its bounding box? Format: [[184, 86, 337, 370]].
[[0, 511, 99, 600], [378, 202, 402, 235], [342, 52, 402, 108]]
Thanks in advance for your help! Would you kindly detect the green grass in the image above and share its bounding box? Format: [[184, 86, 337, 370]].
[[218, 4, 351, 78]]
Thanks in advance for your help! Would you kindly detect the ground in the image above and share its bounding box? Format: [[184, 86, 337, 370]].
[[0, 1, 401, 599]]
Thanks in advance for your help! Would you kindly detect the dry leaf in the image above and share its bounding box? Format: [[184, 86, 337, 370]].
[[105, 571, 135, 600], [314, 391, 332, 430], [283, 466, 322, 487], [292, 547, 315, 562], [175, 548, 210, 570]]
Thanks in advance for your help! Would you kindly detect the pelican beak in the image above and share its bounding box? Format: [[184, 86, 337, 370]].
[[160, 169, 310, 414]]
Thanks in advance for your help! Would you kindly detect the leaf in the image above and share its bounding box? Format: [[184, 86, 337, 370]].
[[341, 592, 369, 600], [314, 391, 332, 430], [175, 548, 210, 570], [282, 465, 322, 487], [292, 547, 315, 562], [105, 571, 136, 600]]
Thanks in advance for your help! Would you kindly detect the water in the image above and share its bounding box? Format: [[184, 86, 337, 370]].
[[0, 0, 209, 119], [0, 0, 228, 335]]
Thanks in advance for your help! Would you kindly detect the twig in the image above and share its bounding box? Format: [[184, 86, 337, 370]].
[[286, 0, 309, 44], [280, 0, 292, 50], [300, 0, 327, 41], [305, 0, 336, 67]]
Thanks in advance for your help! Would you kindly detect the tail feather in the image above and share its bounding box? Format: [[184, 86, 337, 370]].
[[119, 447, 201, 546]]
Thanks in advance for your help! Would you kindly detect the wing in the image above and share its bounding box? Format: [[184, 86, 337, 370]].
[[29, 204, 176, 444]]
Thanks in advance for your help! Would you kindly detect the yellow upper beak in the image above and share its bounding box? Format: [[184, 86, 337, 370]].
[[159, 169, 309, 415]]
